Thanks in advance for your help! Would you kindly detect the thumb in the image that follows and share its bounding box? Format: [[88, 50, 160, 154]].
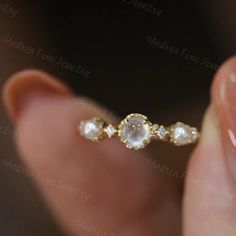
[[184, 57, 236, 236]]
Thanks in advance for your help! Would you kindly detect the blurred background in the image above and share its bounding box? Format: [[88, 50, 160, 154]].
[[0, 0, 235, 235]]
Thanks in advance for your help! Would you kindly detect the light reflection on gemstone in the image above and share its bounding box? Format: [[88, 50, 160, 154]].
[[80, 118, 104, 141], [170, 123, 193, 146], [119, 114, 152, 150], [105, 124, 117, 138]]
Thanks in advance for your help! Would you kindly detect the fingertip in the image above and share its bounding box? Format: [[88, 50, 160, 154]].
[[211, 55, 236, 98], [184, 104, 235, 235]]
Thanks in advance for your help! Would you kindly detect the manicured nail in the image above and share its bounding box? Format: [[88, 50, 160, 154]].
[[212, 57, 236, 182], [2, 70, 72, 121]]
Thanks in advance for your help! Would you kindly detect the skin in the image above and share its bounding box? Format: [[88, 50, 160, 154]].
[[2, 57, 236, 236]]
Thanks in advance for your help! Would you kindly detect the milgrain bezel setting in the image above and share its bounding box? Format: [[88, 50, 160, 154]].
[[118, 113, 153, 150], [79, 113, 200, 150]]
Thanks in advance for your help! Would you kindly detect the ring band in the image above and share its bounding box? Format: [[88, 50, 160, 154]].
[[79, 113, 200, 150]]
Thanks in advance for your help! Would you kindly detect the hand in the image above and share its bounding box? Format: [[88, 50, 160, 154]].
[[2, 57, 236, 236]]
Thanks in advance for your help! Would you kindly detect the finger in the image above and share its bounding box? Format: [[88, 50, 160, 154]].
[[184, 57, 236, 236], [2, 70, 181, 236]]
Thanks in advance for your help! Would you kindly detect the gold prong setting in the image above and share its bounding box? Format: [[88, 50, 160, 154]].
[[79, 114, 200, 149], [169, 122, 199, 146], [153, 125, 169, 141], [104, 124, 117, 138], [79, 118, 104, 141], [118, 113, 153, 150]]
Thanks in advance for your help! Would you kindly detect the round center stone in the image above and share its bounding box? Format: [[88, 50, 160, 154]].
[[119, 114, 152, 149]]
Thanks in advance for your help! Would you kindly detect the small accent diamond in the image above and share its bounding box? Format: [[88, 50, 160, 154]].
[[105, 124, 117, 138], [155, 125, 168, 141]]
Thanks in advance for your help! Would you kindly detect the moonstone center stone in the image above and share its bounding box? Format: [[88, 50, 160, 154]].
[[119, 114, 151, 149]]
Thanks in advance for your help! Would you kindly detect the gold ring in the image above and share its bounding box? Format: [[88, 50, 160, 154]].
[[79, 113, 200, 150]]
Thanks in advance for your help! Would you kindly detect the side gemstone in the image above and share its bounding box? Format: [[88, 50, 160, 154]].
[[80, 118, 104, 141], [104, 124, 117, 138], [170, 122, 198, 146], [118, 114, 152, 150]]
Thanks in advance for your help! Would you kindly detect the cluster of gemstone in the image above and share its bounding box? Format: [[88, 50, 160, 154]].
[[79, 114, 199, 150]]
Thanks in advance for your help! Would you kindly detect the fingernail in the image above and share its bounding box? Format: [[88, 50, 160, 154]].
[[212, 56, 236, 182], [2, 69, 72, 121]]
